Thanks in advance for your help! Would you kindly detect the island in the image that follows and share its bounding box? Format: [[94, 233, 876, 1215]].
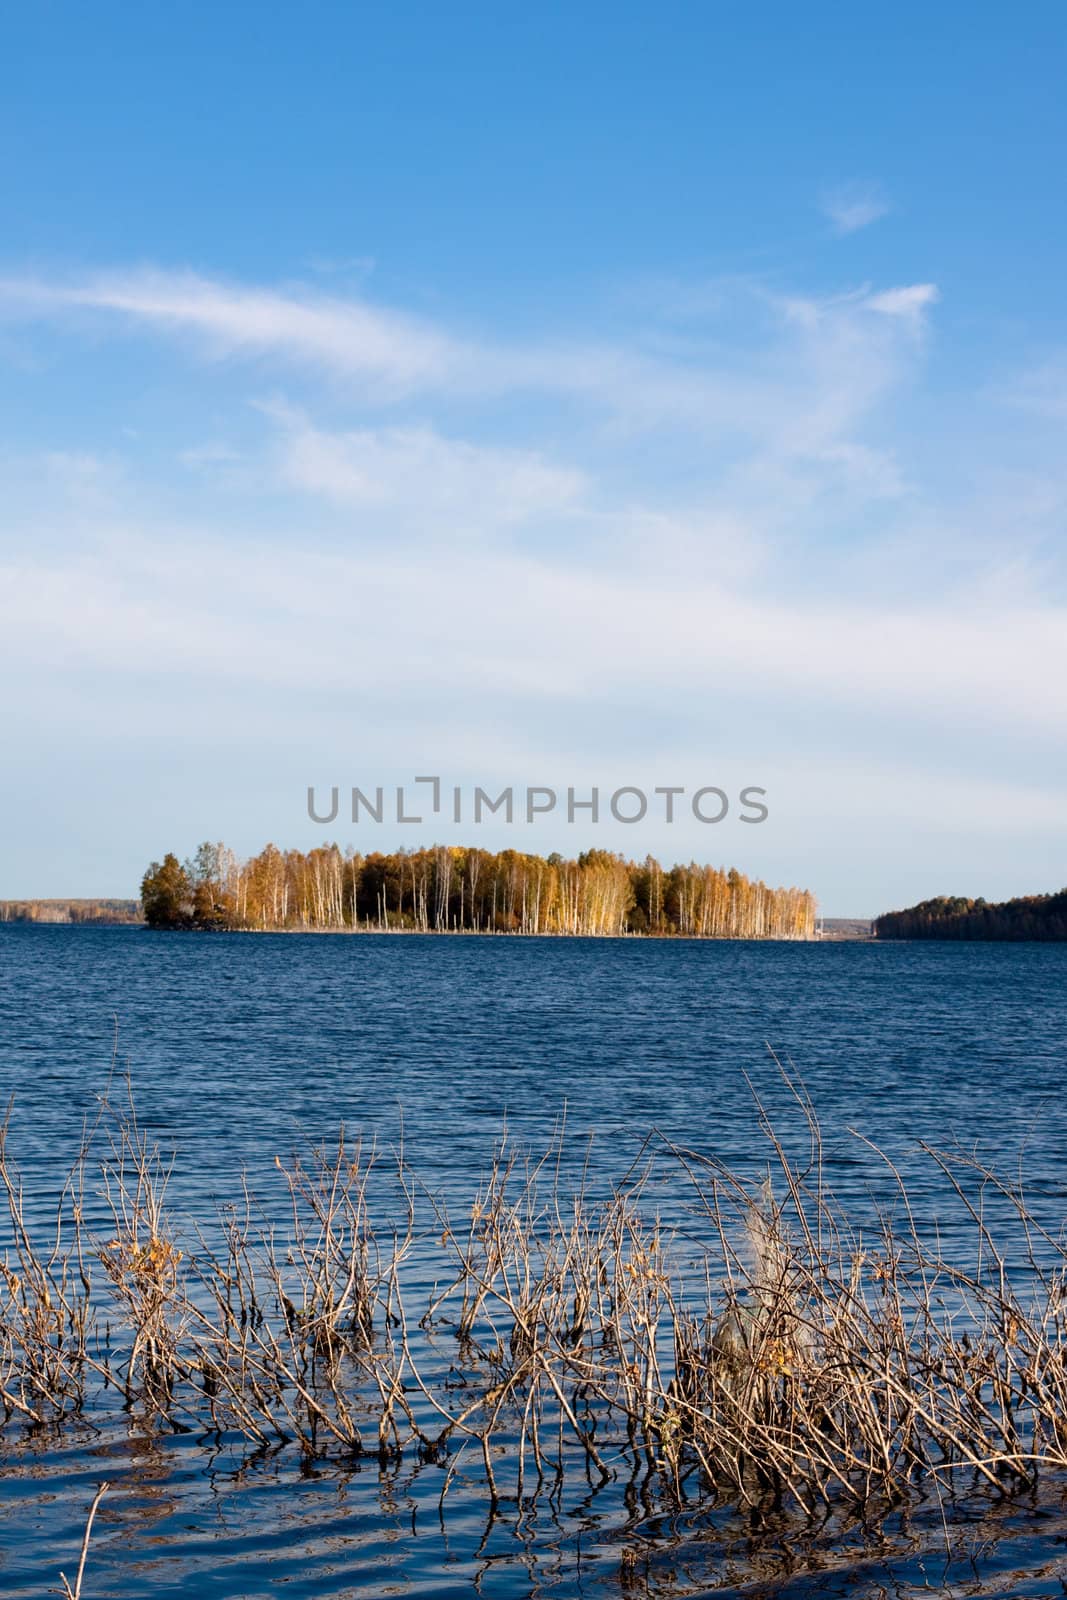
[[140, 842, 816, 939]]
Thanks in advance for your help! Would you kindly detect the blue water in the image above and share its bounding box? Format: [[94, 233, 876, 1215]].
[[1, 926, 1066, 1597]]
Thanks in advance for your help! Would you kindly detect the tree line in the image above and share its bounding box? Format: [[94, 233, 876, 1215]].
[[875, 890, 1067, 941], [141, 842, 816, 939], [0, 899, 142, 925]]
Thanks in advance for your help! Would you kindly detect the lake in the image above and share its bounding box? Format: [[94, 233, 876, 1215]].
[[1, 926, 1066, 1597]]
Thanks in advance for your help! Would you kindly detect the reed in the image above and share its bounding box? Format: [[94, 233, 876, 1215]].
[[0, 1107, 95, 1425], [59, 1481, 110, 1600], [5, 1076, 1067, 1535]]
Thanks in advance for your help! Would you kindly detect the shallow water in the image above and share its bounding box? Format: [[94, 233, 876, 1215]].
[[1, 926, 1066, 1597]]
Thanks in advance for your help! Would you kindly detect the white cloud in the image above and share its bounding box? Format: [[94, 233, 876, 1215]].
[[821, 183, 891, 235], [0, 269, 459, 394], [862, 283, 939, 322], [1, 522, 1064, 742], [270, 413, 587, 528], [0, 266, 938, 456]]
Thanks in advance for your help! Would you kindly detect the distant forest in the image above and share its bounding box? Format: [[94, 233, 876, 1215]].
[[141, 842, 816, 940], [0, 899, 141, 926], [876, 891, 1067, 941]]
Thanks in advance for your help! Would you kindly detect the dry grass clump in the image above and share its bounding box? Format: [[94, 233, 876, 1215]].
[[4, 1072, 1067, 1531], [96, 1105, 187, 1411], [0, 1109, 95, 1426], [181, 1133, 397, 1453]]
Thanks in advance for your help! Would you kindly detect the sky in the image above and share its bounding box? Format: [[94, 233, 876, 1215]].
[[1, 1, 1065, 915]]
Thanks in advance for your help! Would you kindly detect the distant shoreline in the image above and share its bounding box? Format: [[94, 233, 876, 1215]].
[[1, 901, 875, 940], [0, 899, 142, 927], [0, 911, 880, 942]]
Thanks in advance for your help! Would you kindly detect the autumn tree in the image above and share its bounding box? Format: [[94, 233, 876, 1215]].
[[139, 842, 817, 940], [141, 853, 193, 929]]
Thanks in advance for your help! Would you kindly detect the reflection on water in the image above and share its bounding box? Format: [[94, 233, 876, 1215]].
[[6, 1423, 1067, 1597], [1, 926, 1067, 1596]]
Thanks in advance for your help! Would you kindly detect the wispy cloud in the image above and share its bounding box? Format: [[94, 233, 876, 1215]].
[[268, 409, 587, 529], [862, 283, 939, 322], [2, 521, 1064, 742], [0, 269, 459, 393], [0, 264, 948, 585], [821, 182, 891, 235], [0, 266, 937, 450]]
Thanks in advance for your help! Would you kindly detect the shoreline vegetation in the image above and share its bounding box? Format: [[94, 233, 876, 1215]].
[[139, 842, 817, 939], [5, 1078, 1067, 1537], [876, 889, 1067, 942]]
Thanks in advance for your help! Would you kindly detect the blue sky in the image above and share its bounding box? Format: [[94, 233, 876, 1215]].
[[1, 2, 1065, 913]]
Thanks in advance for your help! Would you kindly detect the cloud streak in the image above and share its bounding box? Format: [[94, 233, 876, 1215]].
[[269, 411, 587, 529], [0, 266, 938, 448], [0, 269, 459, 392], [2, 521, 1064, 742], [821, 182, 891, 235], [863, 283, 939, 322]]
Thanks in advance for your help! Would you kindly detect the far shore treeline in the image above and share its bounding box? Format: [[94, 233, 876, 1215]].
[[141, 842, 816, 939], [876, 890, 1067, 941], [0, 899, 141, 926]]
